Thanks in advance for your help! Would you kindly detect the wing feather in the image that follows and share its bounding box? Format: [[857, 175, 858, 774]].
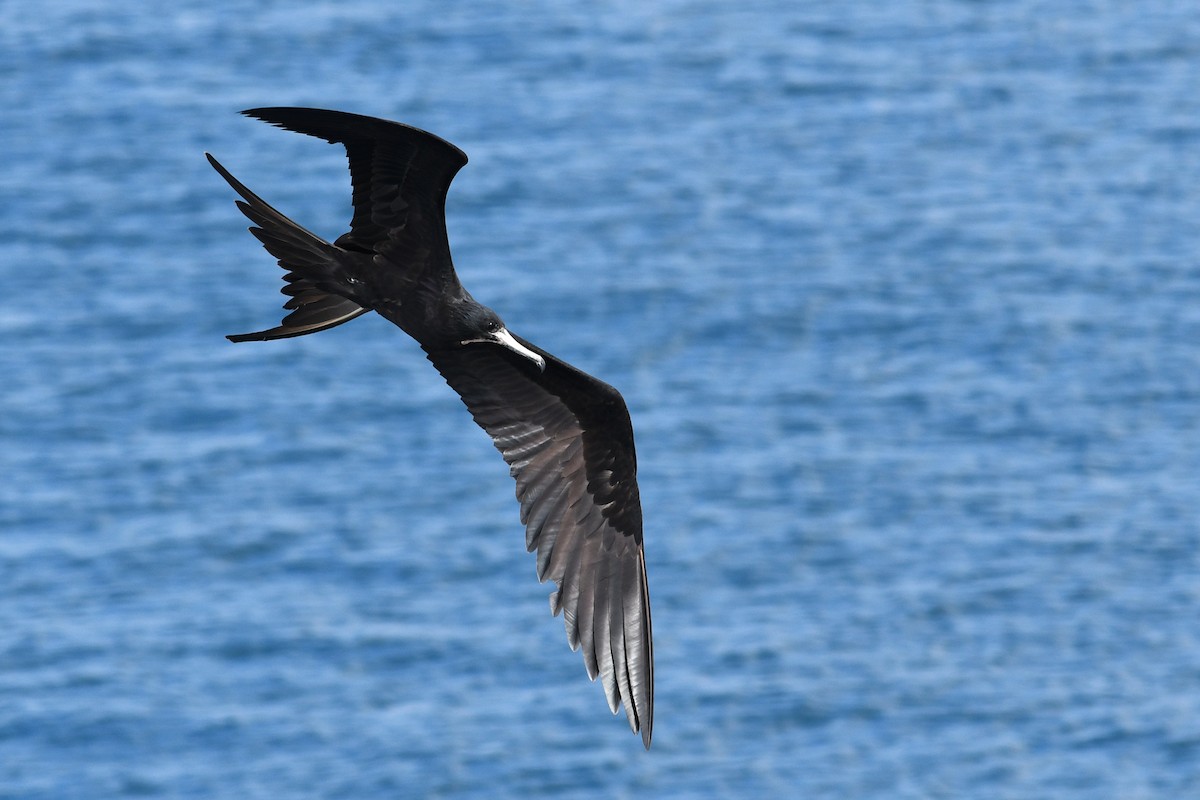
[[592, 557, 618, 714], [426, 341, 653, 748]]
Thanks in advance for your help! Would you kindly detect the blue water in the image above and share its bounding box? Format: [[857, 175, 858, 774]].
[[4, 1, 1200, 797]]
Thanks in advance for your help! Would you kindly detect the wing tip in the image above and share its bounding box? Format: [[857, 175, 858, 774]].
[[235, 106, 469, 166], [227, 332, 263, 343]]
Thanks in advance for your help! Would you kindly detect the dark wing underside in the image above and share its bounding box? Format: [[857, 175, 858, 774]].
[[426, 339, 654, 749], [241, 107, 469, 297]]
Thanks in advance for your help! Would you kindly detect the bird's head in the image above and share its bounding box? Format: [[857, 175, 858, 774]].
[[457, 306, 546, 372]]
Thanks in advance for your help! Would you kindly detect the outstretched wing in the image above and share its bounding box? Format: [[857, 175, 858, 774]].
[[426, 338, 654, 749], [241, 107, 468, 295]]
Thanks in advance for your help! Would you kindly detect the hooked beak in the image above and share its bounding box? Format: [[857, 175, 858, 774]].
[[464, 327, 546, 372]]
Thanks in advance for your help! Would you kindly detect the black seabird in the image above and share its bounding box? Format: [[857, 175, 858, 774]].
[[207, 108, 653, 748]]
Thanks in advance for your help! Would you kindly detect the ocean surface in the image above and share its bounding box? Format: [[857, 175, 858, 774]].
[[4, 1, 1200, 797]]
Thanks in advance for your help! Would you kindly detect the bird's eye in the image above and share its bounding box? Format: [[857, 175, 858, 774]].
[[487, 320, 502, 333]]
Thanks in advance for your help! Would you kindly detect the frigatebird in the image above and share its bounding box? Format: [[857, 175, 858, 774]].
[[207, 108, 652, 748]]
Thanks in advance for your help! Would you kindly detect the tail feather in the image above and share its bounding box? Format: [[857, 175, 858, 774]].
[[208, 153, 369, 342]]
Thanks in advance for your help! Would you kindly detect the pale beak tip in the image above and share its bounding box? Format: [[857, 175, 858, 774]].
[[487, 327, 546, 372]]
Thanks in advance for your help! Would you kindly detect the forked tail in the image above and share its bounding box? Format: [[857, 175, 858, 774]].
[[207, 153, 369, 341]]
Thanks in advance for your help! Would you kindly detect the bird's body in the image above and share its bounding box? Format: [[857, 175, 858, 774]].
[[208, 108, 652, 748]]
